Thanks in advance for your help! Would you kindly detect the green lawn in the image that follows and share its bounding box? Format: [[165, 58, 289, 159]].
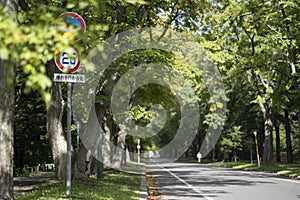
[[212, 161, 300, 177], [16, 170, 142, 200]]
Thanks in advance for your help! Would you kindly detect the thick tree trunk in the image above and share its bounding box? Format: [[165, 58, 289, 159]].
[[111, 123, 127, 169], [0, 1, 17, 199], [73, 116, 95, 179], [47, 83, 68, 179], [297, 111, 300, 159], [284, 109, 293, 163], [102, 120, 112, 167], [46, 62, 68, 179], [73, 144, 89, 179], [0, 62, 15, 200], [256, 75, 274, 164], [262, 107, 273, 163], [274, 121, 281, 163]]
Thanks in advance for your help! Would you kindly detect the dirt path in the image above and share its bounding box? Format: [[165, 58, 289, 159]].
[[14, 172, 60, 197]]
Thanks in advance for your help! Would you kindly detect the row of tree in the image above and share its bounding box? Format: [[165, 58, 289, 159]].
[[0, 0, 299, 199], [201, 0, 300, 164]]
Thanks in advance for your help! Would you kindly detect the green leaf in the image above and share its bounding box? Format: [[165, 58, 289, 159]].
[[79, 2, 89, 9], [66, 3, 76, 9], [0, 48, 9, 60]]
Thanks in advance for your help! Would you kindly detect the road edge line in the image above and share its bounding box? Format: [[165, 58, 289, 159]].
[[157, 163, 215, 200]]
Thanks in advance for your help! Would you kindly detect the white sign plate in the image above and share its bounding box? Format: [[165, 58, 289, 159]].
[[54, 73, 85, 83]]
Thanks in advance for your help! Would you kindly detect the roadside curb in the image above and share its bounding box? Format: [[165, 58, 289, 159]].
[[145, 163, 162, 200], [139, 172, 148, 200], [209, 164, 300, 180]]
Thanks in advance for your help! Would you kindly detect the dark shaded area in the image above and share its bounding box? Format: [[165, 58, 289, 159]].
[[14, 71, 52, 175], [14, 172, 58, 197]]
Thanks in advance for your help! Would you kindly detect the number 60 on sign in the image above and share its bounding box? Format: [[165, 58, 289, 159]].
[[55, 47, 81, 73]]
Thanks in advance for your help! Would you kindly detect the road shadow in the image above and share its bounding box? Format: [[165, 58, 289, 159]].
[[147, 163, 277, 199], [14, 172, 59, 197]]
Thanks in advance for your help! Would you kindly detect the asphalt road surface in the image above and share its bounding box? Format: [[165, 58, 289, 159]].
[[148, 162, 300, 200]]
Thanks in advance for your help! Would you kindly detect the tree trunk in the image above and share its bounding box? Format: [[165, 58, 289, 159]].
[[102, 120, 112, 167], [0, 0, 17, 13], [73, 144, 89, 179], [0, 62, 15, 200], [262, 107, 273, 163], [0, 1, 17, 199], [297, 111, 300, 159], [212, 147, 216, 161], [284, 109, 293, 163], [274, 120, 281, 163], [111, 124, 127, 169], [234, 151, 237, 163], [73, 112, 89, 179], [46, 62, 68, 179]]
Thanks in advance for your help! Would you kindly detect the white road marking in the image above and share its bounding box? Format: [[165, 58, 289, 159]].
[[157, 164, 216, 200], [273, 177, 300, 184]]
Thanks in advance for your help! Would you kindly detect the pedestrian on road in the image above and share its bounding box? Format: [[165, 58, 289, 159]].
[[197, 152, 202, 163]]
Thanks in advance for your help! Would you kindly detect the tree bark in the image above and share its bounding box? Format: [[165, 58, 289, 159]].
[[102, 120, 112, 167], [46, 62, 68, 179], [284, 109, 293, 163], [281, 7, 296, 74], [0, 62, 15, 200], [298, 111, 300, 159], [256, 74, 274, 164], [0, 0, 17, 14], [0, 1, 17, 199], [274, 121, 281, 163], [73, 144, 89, 179], [262, 107, 273, 163], [111, 123, 127, 169]]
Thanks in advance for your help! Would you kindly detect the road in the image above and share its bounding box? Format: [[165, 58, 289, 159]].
[[148, 162, 300, 200]]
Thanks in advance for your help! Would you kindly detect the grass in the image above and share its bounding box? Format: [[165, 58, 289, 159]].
[[118, 161, 146, 174], [16, 170, 142, 200], [212, 160, 300, 177]]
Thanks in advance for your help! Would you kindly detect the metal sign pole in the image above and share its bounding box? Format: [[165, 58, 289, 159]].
[[54, 12, 86, 198], [66, 82, 72, 198]]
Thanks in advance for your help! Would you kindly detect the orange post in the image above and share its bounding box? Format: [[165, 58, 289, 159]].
[[137, 139, 141, 163], [253, 132, 260, 167]]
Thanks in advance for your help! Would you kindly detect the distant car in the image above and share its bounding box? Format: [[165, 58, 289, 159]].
[[41, 163, 55, 171]]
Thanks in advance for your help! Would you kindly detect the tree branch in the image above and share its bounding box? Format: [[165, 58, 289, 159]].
[[240, 19, 256, 56], [135, 5, 148, 27], [281, 6, 296, 74], [266, 24, 281, 35], [258, 75, 269, 89], [257, 95, 266, 117]]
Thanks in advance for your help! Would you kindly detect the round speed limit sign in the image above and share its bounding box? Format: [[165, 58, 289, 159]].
[[55, 47, 81, 73]]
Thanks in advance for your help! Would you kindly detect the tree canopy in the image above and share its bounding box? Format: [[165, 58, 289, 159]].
[[0, 0, 299, 198]]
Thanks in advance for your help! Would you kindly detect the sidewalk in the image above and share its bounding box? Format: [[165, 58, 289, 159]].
[[14, 172, 59, 197]]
